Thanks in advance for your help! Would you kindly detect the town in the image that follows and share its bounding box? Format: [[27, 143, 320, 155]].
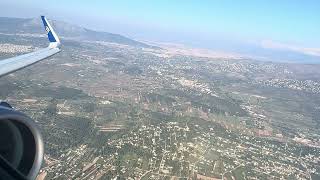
[[1, 21, 320, 179]]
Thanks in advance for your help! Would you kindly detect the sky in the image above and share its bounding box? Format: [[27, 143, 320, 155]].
[[1, 0, 320, 59]]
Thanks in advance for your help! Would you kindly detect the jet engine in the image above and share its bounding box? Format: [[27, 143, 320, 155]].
[[0, 102, 43, 180]]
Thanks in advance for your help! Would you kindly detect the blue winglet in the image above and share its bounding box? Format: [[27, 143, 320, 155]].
[[41, 16, 60, 48]]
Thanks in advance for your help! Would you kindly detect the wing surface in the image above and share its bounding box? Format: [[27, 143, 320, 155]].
[[0, 16, 61, 77]]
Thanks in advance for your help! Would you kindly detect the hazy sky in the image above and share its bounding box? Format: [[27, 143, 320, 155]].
[[1, 0, 320, 50]]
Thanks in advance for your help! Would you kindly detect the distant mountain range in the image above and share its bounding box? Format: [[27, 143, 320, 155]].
[[0, 17, 319, 63], [0, 17, 155, 48]]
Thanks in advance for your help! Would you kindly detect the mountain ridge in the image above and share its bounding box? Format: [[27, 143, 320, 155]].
[[0, 17, 156, 48]]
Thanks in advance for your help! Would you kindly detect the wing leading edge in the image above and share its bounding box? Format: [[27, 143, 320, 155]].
[[0, 16, 61, 77]]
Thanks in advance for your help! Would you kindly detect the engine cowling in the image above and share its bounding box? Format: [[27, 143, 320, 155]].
[[0, 102, 44, 180]]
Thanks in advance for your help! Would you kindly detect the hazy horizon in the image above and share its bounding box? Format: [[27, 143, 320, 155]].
[[1, 0, 320, 62]]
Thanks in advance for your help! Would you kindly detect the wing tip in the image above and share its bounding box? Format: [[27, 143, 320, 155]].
[[40, 16, 61, 48]]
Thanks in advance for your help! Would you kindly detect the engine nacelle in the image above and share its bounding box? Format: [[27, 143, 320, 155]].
[[0, 102, 43, 180]]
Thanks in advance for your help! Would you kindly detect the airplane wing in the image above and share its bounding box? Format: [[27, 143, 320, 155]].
[[0, 16, 61, 77]]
